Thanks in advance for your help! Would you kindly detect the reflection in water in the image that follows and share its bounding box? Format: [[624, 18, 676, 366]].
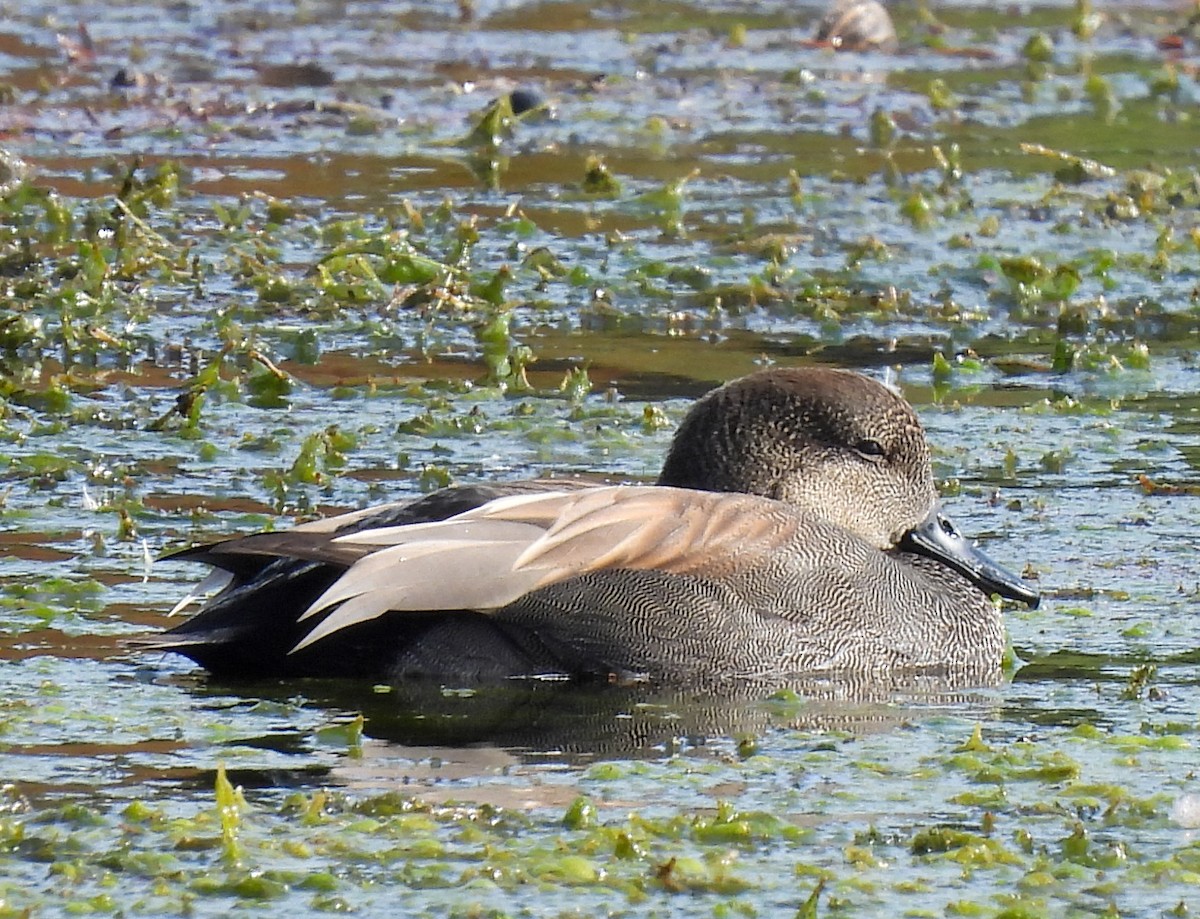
[[169, 672, 1008, 803], [198, 671, 1003, 766]]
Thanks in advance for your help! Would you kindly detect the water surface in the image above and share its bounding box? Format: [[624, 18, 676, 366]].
[[1, 1, 1199, 915]]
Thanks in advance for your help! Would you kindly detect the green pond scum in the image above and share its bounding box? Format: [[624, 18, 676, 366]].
[[2, 0, 1200, 915]]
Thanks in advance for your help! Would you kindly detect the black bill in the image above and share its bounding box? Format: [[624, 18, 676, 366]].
[[899, 507, 1040, 608]]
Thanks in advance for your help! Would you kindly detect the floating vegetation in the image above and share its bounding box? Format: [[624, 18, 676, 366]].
[[1, 0, 1200, 916], [0, 720, 1195, 915]]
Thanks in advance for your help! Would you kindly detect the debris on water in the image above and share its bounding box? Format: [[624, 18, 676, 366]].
[[257, 62, 336, 88], [814, 0, 897, 52], [509, 87, 547, 116], [1170, 794, 1200, 829]]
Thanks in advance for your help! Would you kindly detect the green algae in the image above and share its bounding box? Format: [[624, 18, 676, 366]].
[[1, 0, 1200, 916]]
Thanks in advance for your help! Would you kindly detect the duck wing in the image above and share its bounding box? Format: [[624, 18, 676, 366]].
[[290, 486, 798, 651], [142, 480, 596, 673], [165, 478, 597, 577]]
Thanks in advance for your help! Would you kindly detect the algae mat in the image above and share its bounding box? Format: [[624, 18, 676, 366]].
[[1, 1, 1199, 915]]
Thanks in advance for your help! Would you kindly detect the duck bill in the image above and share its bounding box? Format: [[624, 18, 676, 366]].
[[899, 507, 1040, 608]]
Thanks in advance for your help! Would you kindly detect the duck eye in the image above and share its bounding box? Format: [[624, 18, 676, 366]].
[[855, 439, 885, 459]]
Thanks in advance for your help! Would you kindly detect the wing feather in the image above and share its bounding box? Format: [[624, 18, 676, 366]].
[[298, 522, 550, 621], [288, 486, 801, 652]]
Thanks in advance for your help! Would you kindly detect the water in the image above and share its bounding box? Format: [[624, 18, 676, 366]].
[[1, 0, 1199, 915]]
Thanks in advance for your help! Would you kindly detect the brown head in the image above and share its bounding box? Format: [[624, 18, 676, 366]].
[[657, 368, 937, 550]]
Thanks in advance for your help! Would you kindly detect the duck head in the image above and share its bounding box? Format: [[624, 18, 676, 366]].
[[657, 367, 1038, 607]]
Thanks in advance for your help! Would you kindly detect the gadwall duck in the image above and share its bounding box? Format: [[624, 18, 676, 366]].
[[148, 368, 1038, 683]]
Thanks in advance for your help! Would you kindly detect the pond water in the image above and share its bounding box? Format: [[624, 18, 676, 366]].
[[1, 0, 1199, 915]]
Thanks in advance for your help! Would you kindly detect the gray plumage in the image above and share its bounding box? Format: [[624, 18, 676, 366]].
[[140, 368, 1038, 684]]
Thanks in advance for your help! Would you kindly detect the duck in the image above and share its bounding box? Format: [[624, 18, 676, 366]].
[[145, 367, 1039, 684]]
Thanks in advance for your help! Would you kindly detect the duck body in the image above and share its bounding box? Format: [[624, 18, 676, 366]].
[[149, 369, 1038, 684]]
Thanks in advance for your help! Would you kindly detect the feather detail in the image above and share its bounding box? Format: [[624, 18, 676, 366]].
[[168, 568, 233, 617], [288, 500, 412, 533], [298, 522, 550, 621], [288, 486, 798, 653]]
